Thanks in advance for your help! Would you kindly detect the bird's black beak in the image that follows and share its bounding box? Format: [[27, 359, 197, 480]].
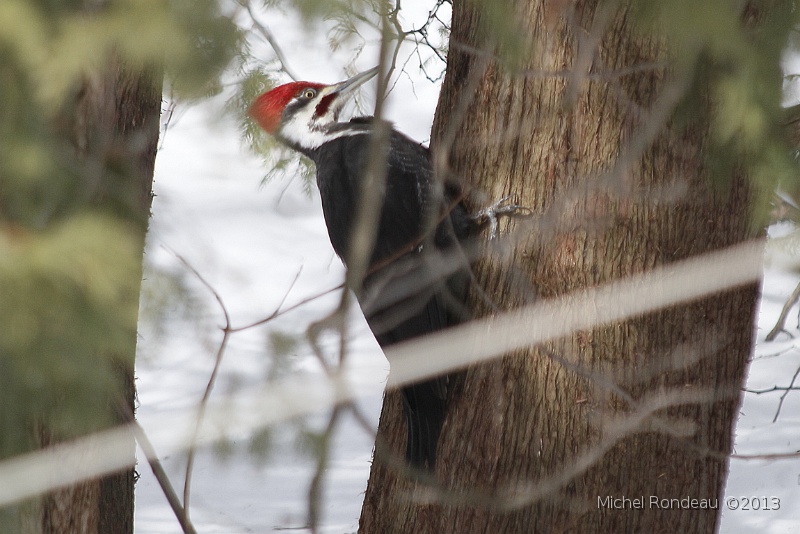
[[330, 67, 379, 99]]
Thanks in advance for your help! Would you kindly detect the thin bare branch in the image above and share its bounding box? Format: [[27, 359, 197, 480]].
[[120, 404, 198, 534], [307, 9, 399, 528], [170, 251, 234, 522], [745, 384, 800, 394], [771, 362, 800, 423], [563, 0, 618, 108], [229, 278, 340, 333], [240, 0, 300, 81], [167, 248, 303, 521], [731, 450, 800, 460], [306, 406, 343, 534], [765, 280, 800, 341]]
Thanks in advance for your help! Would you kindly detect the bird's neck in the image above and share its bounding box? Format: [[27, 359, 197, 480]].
[[279, 116, 379, 157]]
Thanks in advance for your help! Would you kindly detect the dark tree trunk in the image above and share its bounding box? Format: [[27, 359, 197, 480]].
[[359, 1, 758, 532], [36, 60, 162, 534]]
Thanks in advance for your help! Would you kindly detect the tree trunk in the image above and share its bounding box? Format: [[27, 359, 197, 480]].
[[359, 1, 758, 533], [35, 61, 161, 534]]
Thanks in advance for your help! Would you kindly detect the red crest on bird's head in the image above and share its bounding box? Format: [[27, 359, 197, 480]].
[[249, 81, 326, 134]]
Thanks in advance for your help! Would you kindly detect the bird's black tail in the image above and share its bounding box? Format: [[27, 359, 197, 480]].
[[364, 253, 467, 472], [400, 376, 448, 471]]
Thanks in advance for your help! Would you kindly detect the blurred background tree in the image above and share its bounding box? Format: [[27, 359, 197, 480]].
[[0, 0, 237, 531]]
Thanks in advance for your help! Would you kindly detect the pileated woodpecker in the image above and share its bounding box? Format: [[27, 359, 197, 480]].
[[250, 68, 483, 471]]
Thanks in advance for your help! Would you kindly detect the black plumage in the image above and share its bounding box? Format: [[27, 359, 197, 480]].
[[301, 120, 473, 470]]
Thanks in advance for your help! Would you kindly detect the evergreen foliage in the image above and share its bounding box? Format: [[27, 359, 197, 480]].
[[0, 0, 238, 465]]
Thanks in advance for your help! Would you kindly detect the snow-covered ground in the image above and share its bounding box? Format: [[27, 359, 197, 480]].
[[133, 9, 800, 532]]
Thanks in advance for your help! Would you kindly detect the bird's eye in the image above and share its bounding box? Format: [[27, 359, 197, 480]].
[[303, 88, 317, 99]]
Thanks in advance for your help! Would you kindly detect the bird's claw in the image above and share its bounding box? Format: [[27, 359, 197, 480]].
[[471, 195, 533, 239]]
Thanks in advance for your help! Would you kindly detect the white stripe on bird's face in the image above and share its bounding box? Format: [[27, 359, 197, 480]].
[[278, 86, 360, 150]]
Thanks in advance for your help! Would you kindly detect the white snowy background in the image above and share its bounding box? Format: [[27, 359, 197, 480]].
[[132, 5, 800, 533]]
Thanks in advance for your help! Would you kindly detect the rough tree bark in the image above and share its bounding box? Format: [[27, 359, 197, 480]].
[[34, 61, 162, 534], [360, 1, 759, 533]]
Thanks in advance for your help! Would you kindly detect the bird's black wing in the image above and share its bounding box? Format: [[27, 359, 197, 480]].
[[337, 124, 471, 469]]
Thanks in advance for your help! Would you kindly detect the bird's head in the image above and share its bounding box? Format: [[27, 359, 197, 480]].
[[249, 67, 378, 150]]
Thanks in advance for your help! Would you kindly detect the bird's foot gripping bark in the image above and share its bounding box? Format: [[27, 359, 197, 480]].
[[471, 195, 532, 239]]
